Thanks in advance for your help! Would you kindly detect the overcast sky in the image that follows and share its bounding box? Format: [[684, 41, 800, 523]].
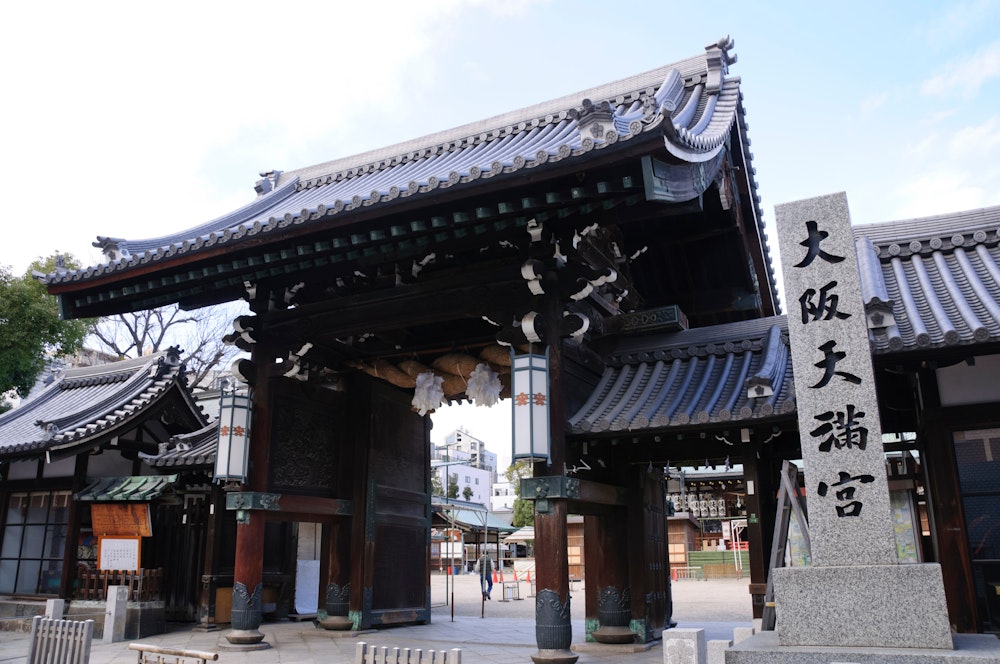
[[4, 0, 999, 467]]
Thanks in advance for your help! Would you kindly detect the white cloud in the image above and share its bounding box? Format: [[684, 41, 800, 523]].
[[948, 115, 1000, 154], [891, 172, 990, 219], [920, 41, 1000, 99], [888, 114, 1000, 219], [859, 92, 889, 115]]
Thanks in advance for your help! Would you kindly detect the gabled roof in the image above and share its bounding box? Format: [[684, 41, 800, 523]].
[[569, 316, 794, 434], [69, 39, 739, 270], [855, 204, 1000, 354], [0, 349, 207, 461], [44, 37, 773, 323]]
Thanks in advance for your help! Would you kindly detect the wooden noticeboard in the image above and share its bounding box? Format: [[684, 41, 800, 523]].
[[90, 503, 152, 537], [98, 536, 142, 571]]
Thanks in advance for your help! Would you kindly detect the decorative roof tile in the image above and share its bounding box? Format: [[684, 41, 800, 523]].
[[143, 422, 217, 468]]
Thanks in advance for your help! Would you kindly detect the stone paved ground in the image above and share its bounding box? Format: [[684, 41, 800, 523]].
[[0, 574, 754, 663]]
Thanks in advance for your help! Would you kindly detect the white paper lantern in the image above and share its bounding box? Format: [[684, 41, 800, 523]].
[[511, 350, 550, 463], [214, 389, 252, 484]]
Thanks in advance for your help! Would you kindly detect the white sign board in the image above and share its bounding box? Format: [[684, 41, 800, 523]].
[[98, 536, 141, 571]]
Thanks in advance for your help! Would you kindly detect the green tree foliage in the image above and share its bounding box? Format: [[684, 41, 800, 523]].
[[447, 473, 459, 499], [431, 473, 444, 497], [505, 461, 535, 528], [0, 255, 92, 398], [462, 485, 474, 501]]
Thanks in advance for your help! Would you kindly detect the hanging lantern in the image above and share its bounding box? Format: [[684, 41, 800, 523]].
[[511, 349, 550, 463], [214, 387, 252, 484]]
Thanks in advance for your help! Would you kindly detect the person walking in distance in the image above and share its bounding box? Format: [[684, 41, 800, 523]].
[[475, 552, 494, 600]]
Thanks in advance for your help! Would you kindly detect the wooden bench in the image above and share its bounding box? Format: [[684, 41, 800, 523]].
[[27, 616, 94, 664], [356, 641, 461, 663], [129, 643, 219, 664]]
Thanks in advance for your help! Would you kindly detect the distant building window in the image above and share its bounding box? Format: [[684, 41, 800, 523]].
[[475, 478, 479, 485]]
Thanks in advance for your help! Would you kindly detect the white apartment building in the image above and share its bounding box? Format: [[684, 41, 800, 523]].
[[491, 480, 516, 512], [431, 439, 492, 505], [443, 428, 498, 481]]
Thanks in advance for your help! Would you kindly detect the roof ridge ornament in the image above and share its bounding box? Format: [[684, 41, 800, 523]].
[[254, 170, 283, 196], [704, 36, 736, 95]]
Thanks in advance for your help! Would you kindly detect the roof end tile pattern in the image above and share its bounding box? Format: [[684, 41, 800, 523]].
[[855, 204, 1000, 353]]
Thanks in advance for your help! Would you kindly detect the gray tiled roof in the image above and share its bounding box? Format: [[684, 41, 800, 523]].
[[568, 316, 794, 434], [44, 38, 754, 289], [855, 204, 1000, 353], [143, 422, 217, 468], [0, 349, 206, 460]]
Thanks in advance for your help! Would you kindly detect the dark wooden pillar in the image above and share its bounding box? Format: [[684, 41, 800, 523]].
[[743, 438, 777, 620], [531, 280, 577, 664], [918, 369, 978, 632], [60, 454, 88, 598], [226, 351, 274, 645], [318, 518, 352, 629], [584, 511, 633, 643], [626, 466, 669, 643], [195, 489, 223, 629]]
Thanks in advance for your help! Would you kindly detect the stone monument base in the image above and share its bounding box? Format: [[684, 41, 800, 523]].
[[727, 631, 1000, 664], [774, 563, 952, 649]]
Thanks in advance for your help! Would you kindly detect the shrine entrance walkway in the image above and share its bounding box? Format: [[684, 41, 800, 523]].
[[0, 577, 752, 663]]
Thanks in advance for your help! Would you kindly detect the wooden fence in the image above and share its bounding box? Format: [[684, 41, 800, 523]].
[[75, 568, 163, 601]]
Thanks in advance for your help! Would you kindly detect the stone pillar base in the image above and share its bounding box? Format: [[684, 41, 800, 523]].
[[591, 625, 634, 644], [774, 563, 952, 649], [219, 630, 271, 651], [319, 615, 354, 630], [530, 648, 579, 664]]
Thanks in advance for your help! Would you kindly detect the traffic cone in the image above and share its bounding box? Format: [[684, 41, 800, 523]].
[[499, 569, 505, 583], [493, 569, 498, 584], [514, 570, 519, 582], [526, 570, 531, 583], [448, 565, 452, 576]]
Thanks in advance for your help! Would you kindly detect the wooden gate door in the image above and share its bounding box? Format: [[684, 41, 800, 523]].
[[629, 468, 671, 641], [150, 494, 208, 621], [358, 381, 431, 627]]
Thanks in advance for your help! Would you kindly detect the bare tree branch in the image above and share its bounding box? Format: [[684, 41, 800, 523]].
[[90, 302, 247, 390]]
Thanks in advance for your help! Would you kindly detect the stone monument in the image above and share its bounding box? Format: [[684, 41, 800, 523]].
[[728, 192, 1000, 662]]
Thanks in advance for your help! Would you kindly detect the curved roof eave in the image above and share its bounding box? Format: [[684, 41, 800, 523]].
[[0, 351, 207, 461], [43, 38, 749, 292]]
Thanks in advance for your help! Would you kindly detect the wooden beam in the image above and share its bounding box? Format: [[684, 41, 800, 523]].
[[225, 492, 353, 518], [519, 476, 627, 507]]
